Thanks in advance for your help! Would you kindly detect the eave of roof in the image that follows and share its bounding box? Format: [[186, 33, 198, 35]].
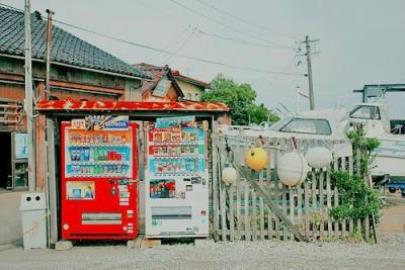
[[173, 74, 210, 89]]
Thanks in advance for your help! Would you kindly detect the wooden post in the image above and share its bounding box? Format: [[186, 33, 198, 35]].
[[236, 182, 241, 240], [229, 186, 235, 241], [364, 217, 370, 242], [297, 186, 303, 237], [35, 85, 47, 191], [347, 156, 354, 234], [319, 170, 325, 239], [220, 186, 227, 241], [46, 119, 58, 245], [211, 130, 219, 241], [24, 0, 36, 192], [259, 197, 265, 240], [267, 208, 273, 240], [252, 191, 257, 241], [289, 188, 294, 240], [326, 169, 332, 236], [304, 181, 310, 239], [244, 183, 250, 240], [311, 170, 317, 239]]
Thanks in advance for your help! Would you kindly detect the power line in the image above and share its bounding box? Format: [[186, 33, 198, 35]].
[[166, 0, 289, 47], [163, 26, 197, 63], [53, 19, 304, 76], [196, 28, 295, 50], [193, 0, 300, 39], [135, 0, 295, 50], [0, 3, 305, 77], [152, 26, 190, 63]]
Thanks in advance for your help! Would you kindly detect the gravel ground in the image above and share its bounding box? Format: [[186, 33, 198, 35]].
[[0, 233, 405, 270], [1, 197, 403, 270]]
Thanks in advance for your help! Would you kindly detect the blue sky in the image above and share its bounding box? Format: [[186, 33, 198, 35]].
[[4, 0, 405, 117]]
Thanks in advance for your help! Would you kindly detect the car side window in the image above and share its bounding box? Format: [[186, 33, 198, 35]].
[[279, 118, 332, 135], [350, 105, 381, 120]]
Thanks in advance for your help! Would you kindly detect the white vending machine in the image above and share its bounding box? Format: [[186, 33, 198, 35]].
[[144, 116, 209, 238]]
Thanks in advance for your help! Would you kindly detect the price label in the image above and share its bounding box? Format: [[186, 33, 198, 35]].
[[71, 119, 86, 130]]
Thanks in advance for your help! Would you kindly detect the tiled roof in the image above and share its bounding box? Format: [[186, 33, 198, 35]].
[[0, 7, 148, 79], [171, 70, 210, 89]]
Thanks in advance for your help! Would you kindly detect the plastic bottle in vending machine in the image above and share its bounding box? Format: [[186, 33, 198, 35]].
[[97, 148, 102, 161], [79, 148, 84, 162], [96, 148, 102, 161], [84, 148, 90, 161], [72, 149, 77, 161]]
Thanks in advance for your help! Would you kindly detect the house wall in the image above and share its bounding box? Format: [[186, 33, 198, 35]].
[[0, 83, 25, 101], [0, 55, 144, 191], [176, 80, 204, 101], [125, 79, 143, 101], [0, 57, 143, 101]]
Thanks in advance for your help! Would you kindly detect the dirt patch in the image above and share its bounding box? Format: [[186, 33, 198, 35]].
[[379, 196, 405, 233]]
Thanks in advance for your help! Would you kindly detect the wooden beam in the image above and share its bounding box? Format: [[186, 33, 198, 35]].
[[0, 73, 125, 94]]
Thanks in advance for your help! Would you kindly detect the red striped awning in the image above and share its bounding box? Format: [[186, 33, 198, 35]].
[[36, 99, 229, 113]]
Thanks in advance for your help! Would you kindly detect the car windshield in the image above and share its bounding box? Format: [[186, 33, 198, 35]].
[[349, 105, 381, 120], [273, 118, 332, 135]]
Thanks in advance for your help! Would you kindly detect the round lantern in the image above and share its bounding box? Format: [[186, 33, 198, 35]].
[[305, 147, 333, 169], [245, 147, 269, 171], [277, 152, 310, 187], [222, 166, 238, 186]]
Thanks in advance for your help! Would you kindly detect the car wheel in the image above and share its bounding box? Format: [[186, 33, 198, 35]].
[[388, 188, 396, 193]]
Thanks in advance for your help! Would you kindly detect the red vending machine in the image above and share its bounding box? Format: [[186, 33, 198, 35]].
[[60, 116, 138, 240]]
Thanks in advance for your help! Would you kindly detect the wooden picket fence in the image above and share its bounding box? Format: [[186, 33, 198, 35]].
[[211, 133, 376, 242]]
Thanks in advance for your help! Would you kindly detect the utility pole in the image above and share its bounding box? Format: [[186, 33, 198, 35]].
[[305, 35, 314, 110], [299, 35, 319, 110], [45, 9, 55, 99], [24, 0, 36, 191]]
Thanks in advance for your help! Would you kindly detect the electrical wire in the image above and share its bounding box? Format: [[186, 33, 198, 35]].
[[196, 28, 295, 50], [0, 3, 305, 77], [193, 0, 301, 39], [163, 26, 197, 64], [152, 27, 190, 64], [166, 0, 290, 47]]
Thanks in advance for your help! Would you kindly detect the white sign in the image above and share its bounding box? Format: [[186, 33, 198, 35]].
[[153, 78, 171, 97]]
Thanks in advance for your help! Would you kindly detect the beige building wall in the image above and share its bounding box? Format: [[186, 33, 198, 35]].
[[176, 80, 204, 101]]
